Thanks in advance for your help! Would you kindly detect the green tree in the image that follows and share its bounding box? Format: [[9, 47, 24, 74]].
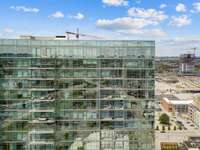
[[174, 126, 176, 131], [157, 63, 170, 73], [162, 126, 165, 131], [159, 113, 170, 125], [168, 125, 171, 131], [195, 64, 200, 72]]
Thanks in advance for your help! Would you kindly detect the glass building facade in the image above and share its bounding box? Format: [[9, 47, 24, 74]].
[[0, 39, 155, 150]]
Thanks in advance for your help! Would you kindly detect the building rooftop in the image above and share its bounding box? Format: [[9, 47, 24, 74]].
[[193, 98, 200, 108], [162, 94, 193, 105], [163, 94, 179, 100]]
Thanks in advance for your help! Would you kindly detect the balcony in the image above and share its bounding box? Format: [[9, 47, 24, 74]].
[[29, 109, 55, 113], [31, 118, 55, 124], [28, 129, 54, 134]]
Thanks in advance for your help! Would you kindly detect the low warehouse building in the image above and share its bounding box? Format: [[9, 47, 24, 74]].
[[161, 94, 193, 114]]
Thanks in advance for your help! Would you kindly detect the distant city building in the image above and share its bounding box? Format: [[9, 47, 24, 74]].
[[0, 38, 155, 150], [160, 94, 193, 114], [156, 57, 180, 73]]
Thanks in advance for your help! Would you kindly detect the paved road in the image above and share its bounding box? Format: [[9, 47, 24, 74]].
[[155, 130, 200, 150]]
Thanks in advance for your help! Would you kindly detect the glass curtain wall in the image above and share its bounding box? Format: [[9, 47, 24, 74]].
[[0, 40, 155, 150]]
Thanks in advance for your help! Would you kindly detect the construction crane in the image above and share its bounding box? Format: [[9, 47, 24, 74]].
[[192, 47, 197, 56], [190, 47, 200, 57], [65, 28, 103, 40], [184, 47, 200, 56]]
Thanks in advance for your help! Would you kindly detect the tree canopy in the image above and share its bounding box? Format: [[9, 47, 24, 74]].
[[159, 113, 170, 125]]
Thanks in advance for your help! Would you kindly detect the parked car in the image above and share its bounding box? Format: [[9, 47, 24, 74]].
[[183, 127, 187, 130]]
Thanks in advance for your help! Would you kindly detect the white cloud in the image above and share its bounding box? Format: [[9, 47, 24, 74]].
[[170, 15, 191, 27], [190, 10, 195, 13], [102, 0, 128, 6], [128, 7, 168, 22], [176, 3, 186, 12], [50, 11, 64, 18], [160, 4, 167, 9], [193, 2, 200, 13], [149, 29, 166, 36], [10, 6, 39, 13], [96, 17, 156, 29], [70, 13, 85, 20], [135, 0, 142, 4], [96, 17, 166, 36], [96, 6, 168, 37], [118, 28, 166, 36], [4, 27, 14, 33]]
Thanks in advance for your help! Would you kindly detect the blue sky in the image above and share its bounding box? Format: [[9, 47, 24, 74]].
[[1, 0, 200, 56]]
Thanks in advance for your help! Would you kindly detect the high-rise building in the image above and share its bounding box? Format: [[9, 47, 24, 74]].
[[0, 38, 155, 150], [180, 53, 195, 74]]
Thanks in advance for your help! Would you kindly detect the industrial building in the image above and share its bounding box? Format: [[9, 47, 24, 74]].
[[0, 37, 155, 150]]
